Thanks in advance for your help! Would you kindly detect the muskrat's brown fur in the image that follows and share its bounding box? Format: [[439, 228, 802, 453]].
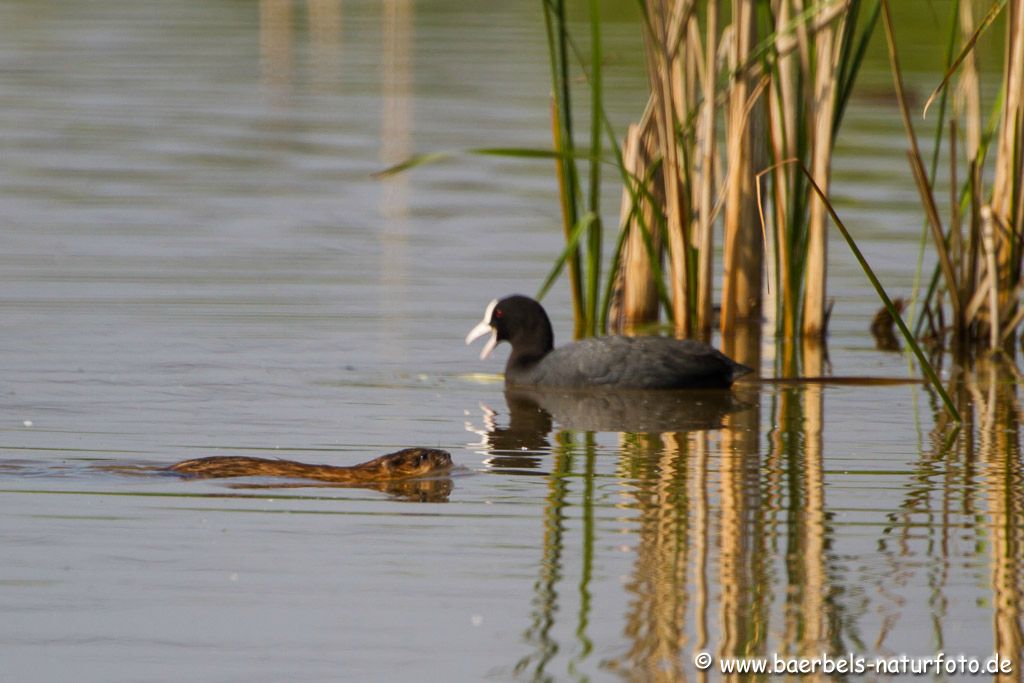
[[167, 447, 452, 483]]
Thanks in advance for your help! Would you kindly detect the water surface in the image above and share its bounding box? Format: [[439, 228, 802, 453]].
[[1, 1, 1021, 681]]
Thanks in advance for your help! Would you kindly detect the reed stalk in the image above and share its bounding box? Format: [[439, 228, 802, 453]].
[[768, 0, 799, 342], [801, 4, 839, 339], [695, 0, 719, 337], [988, 0, 1023, 346], [542, 0, 585, 335], [611, 107, 663, 333], [585, 0, 604, 337], [721, 0, 764, 334]]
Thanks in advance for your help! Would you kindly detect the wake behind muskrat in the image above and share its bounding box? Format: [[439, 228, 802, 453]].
[[167, 447, 452, 483]]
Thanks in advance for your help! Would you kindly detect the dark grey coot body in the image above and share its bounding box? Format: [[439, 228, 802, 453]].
[[466, 295, 753, 389]]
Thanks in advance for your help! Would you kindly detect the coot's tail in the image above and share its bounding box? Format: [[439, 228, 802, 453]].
[[729, 360, 755, 382]]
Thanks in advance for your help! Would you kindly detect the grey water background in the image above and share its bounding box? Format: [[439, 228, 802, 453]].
[[1, 1, 1021, 681]]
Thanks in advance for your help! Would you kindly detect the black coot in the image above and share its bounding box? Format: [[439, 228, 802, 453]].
[[466, 295, 753, 389]]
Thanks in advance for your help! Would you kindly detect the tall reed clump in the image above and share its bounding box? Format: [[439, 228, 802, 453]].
[[611, 0, 755, 339], [763, 0, 880, 343], [610, 0, 724, 339], [610, 0, 879, 349], [886, 0, 1024, 352]]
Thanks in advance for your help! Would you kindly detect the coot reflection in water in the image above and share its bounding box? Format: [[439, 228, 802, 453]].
[[507, 386, 752, 433], [469, 386, 752, 472]]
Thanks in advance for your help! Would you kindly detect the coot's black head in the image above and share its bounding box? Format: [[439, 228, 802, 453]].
[[465, 295, 555, 361]]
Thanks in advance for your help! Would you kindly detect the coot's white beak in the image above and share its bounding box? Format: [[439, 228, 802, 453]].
[[465, 299, 499, 360]]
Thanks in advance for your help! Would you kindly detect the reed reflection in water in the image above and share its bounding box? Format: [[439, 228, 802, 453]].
[[933, 358, 1023, 683], [468, 360, 1024, 681]]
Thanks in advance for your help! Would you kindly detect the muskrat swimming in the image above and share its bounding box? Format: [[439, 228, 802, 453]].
[[167, 447, 453, 483]]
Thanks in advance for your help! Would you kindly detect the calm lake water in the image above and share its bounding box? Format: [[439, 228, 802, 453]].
[[1, 1, 1021, 681]]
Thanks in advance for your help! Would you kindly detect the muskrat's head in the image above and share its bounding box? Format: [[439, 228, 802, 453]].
[[364, 448, 453, 479]]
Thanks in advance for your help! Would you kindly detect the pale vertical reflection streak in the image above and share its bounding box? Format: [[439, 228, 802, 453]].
[[718, 329, 761, 676], [515, 435, 572, 681], [974, 360, 1024, 683], [379, 0, 412, 221], [800, 381, 827, 658], [307, 0, 343, 89], [794, 340, 829, 668], [260, 0, 293, 95], [717, 428, 745, 676], [378, 0, 413, 331], [654, 432, 687, 682], [691, 431, 710, 683]]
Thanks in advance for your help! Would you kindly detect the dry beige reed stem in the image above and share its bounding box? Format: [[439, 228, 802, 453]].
[[695, 0, 720, 336], [612, 105, 663, 333], [721, 0, 764, 334], [801, 2, 845, 338]]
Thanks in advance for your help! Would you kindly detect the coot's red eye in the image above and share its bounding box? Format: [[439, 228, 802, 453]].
[[494, 309, 503, 318]]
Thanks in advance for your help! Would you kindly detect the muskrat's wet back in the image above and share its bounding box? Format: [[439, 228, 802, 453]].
[[167, 447, 453, 482]]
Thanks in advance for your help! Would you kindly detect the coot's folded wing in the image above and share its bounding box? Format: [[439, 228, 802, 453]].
[[540, 336, 749, 389]]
